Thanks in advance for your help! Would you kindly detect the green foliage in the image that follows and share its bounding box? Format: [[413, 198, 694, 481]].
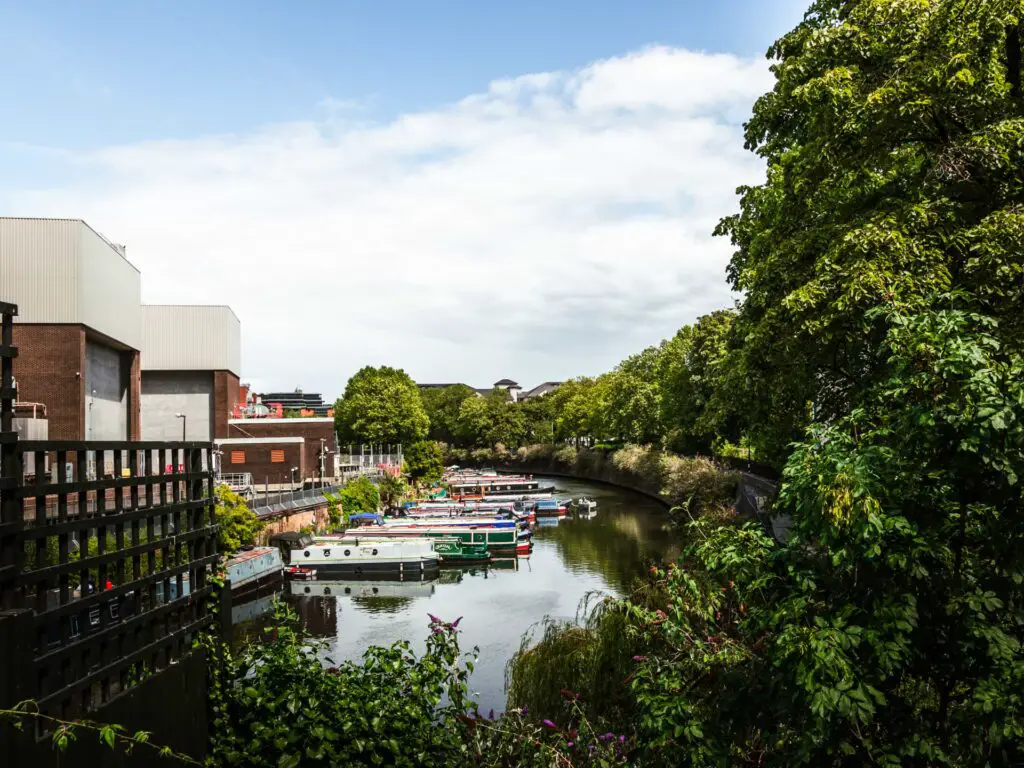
[[505, 7, 1024, 763], [205, 604, 630, 767], [0, 701, 200, 764], [215, 484, 264, 554], [338, 476, 380, 516], [714, 0, 1024, 466], [377, 473, 408, 510], [333, 366, 429, 446], [422, 384, 476, 443], [324, 491, 342, 528], [456, 389, 527, 448], [660, 309, 737, 454], [206, 605, 476, 767], [404, 440, 445, 484]]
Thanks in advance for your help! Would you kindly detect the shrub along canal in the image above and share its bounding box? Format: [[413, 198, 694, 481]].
[[240, 476, 675, 715]]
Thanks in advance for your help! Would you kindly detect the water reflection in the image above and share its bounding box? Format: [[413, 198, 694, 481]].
[[235, 477, 671, 714]]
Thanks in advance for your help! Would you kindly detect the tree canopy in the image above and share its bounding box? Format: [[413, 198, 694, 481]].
[[404, 440, 445, 485], [333, 366, 429, 446], [422, 385, 477, 443]]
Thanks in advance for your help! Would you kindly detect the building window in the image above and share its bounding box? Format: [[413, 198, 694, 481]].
[[271, 449, 285, 463], [231, 451, 245, 464]]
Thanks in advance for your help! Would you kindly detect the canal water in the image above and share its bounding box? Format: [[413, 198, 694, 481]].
[[243, 477, 675, 715]]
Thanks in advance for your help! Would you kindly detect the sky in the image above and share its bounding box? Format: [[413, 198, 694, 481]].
[[0, 0, 808, 397]]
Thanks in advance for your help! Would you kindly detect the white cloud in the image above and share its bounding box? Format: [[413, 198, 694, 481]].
[[6, 45, 771, 395]]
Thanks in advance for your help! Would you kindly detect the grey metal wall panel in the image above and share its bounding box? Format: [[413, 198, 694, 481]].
[[78, 223, 142, 349], [0, 218, 81, 322], [141, 371, 213, 441], [84, 340, 127, 440], [141, 305, 241, 374]]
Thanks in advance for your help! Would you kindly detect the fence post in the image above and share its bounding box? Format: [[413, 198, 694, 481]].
[[219, 580, 233, 647], [0, 609, 36, 765]]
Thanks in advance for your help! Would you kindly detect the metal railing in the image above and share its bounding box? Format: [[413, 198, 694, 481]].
[[246, 482, 346, 518]]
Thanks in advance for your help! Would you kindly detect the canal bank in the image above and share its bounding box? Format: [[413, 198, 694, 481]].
[[449, 444, 741, 513]]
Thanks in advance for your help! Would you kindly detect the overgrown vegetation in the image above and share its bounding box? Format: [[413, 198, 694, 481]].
[[337, 475, 380, 516], [204, 604, 633, 767], [215, 484, 264, 554], [447, 443, 739, 511]]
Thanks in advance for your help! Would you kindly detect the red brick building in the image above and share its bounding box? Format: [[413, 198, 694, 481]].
[[217, 417, 337, 486]]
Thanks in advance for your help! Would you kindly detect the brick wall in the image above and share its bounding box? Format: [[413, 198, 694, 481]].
[[223, 440, 305, 485], [213, 371, 240, 439], [257, 504, 329, 543], [227, 419, 336, 479], [12, 324, 85, 440]]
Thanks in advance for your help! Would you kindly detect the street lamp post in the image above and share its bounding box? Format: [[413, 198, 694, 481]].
[[175, 412, 186, 441]]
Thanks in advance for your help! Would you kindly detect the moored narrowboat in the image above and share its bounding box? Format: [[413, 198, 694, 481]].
[[268, 532, 440, 578]]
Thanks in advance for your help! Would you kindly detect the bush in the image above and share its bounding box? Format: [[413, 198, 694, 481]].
[[553, 445, 578, 466], [338, 476, 380, 516], [216, 484, 264, 554]]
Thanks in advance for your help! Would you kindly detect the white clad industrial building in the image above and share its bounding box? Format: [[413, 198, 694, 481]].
[[140, 305, 241, 441], [0, 216, 242, 442]]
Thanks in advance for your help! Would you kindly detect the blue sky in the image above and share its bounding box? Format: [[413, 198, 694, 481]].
[[1, 0, 804, 149], [1, 1, 808, 394]]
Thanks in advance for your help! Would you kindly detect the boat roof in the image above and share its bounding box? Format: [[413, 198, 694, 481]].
[[226, 547, 277, 564], [349, 513, 383, 523], [267, 531, 314, 547]]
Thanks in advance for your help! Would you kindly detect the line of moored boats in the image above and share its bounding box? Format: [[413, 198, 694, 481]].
[[263, 469, 597, 580]]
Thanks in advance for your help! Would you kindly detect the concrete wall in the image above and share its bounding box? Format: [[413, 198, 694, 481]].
[[141, 371, 214, 441], [84, 339, 128, 440]]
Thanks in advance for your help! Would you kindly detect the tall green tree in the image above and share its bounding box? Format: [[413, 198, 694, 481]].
[[334, 366, 429, 446], [455, 390, 527, 448], [422, 384, 476, 444], [715, 0, 1024, 466], [404, 440, 445, 484], [603, 346, 665, 445], [660, 309, 737, 454]]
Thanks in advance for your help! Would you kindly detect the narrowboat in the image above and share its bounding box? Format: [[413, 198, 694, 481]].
[[533, 499, 569, 518], [345, 524, 529, 555], [268, 531, 440, 578], [290, 579, 437, 598], [448, 475, 555, 497], [338, 533, 491, 565], [226, 547, 284, 599]]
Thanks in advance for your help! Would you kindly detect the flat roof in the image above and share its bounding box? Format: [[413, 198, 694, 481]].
[[229, 418, 334, 425], [215, 437, 305, 445]]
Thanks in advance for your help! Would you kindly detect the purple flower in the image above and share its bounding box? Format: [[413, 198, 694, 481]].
[[632, 655, 647, 662], [520, 706, 529, 715], [588, 745, 595, 754], [543, 719, 557, 729], [452, 616, 463, 628], [599, 733, 615, 742], [427, 613, 441, 624], [567, 741, 574, 748], [619, 735, 626, 744]]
